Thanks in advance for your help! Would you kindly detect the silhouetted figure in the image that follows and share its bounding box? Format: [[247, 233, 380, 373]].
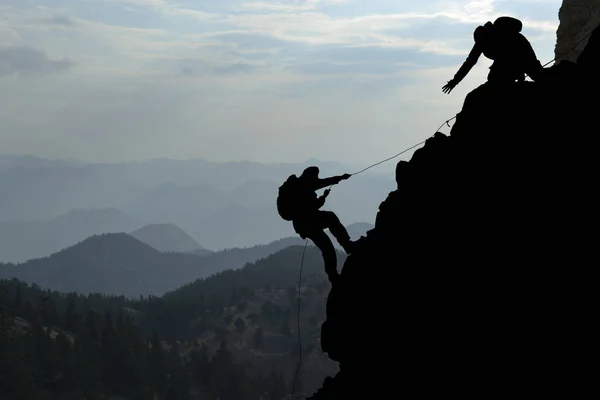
[[277, 166, 354, 283], [442, 16, 544, 93]]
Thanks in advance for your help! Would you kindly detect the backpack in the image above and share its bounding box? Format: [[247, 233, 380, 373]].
[[493, 16, 522, 34], [277, 175, 299, 221]]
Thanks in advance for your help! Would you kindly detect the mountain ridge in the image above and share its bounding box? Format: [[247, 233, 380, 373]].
[[309, 23, 600, 398], [0, 233, 205, 297], [130, 223, 205, 253], [0, 208, 144, 263]]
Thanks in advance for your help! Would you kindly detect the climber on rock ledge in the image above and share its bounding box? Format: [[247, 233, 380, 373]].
[[442, 16, 545, 94], [277, 166, 355, 284]]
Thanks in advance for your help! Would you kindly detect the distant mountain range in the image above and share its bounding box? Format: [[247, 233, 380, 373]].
[[0, 155, 393, 252], [0, 222, 373, 297], [0, 233, 205, 297], [0, 208, 144, 264], [130, 223, 205, 253]]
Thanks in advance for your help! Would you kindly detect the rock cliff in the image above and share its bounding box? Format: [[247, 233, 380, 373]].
[[555, 0, 600, 63], [309, 21, 600, 399]]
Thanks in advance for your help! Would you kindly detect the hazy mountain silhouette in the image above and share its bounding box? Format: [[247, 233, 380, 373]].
[[182, 222, 372, 277], [130, 223, 205, 253], [0, 226, 369, 297], [0, 157, 382, 222], [0, 233, 209, 297], [185, 204, 295, 250], [0, 208, 144, 263], [0, 154, 83, 169], [187, 236, 307, 277], [0, 157, 389, 249]]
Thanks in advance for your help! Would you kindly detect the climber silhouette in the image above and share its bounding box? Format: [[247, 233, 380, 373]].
[[442, 16, 544, 94], [277, 166, 354, 283]]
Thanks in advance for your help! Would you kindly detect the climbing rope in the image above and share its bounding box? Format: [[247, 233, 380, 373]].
[[348, 116, 457, 177], [291, 239, 309, 400], [542, 27, 595, 67]]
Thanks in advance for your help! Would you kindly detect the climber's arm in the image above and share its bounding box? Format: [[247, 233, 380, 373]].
[[521, 37, 544, 81], [313, 174, 351, 190], [452, 43, 482, 84]]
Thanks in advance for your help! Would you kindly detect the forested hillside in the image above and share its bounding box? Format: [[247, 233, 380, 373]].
[[0, 278, 296, 400], [0, 245, 344, 398]]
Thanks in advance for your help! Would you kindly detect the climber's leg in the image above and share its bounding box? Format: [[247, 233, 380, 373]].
[[305, 229, 339, 282], [292, 219, 308, 239], [315, 210, 355, 254]]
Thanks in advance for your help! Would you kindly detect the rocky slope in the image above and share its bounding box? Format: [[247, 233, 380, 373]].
[[309, 23, 600, 399], [555, 0, 600, 63]]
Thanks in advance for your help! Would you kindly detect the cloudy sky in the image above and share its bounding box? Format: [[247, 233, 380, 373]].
[[0, 0, 562, 165]]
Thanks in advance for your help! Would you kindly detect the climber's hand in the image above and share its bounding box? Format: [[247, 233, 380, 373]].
[[341, 173, 351, 180], [442, 80, 456, 94], [324, 188, 331, 197]]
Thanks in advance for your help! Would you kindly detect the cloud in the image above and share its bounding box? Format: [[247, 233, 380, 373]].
[[0, 24, 20, 44], [213, 62, 262, 75], [0, 0, 564, 165], [0, 46, 74, 77], [102, 0, 220, 20], [237, 1, 322, 12], [172, 57, 264, 76], [44, 15, 74, 26]]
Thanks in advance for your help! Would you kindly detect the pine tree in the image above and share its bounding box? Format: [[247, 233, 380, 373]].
[[149, 332, 167, 396], [235, 317, 246, 345], [252, 327, 264, 349], [281, 314, 291, 337], [13, 285, 22, 311], [64, 295, 78, 333], [190, 343, 211, 385]]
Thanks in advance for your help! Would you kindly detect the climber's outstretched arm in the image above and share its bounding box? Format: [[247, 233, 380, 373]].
[[443, 43, 482, 93], [454, 43, 483, 83], [313, 174, 351, 190]]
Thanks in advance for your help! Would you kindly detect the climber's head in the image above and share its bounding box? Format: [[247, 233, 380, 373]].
[[301, 166, 319, 179]]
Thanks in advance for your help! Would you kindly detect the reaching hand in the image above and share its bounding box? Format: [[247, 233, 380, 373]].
[[341, 173, 351, 180], [442, 80, 457, 94]]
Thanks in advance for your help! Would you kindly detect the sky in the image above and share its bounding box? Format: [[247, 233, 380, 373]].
[[0, 0, 563, 165]]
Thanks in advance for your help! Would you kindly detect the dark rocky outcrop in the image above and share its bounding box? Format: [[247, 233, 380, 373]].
[[555, 0, 600, 64], [309, 23, 600, 399]]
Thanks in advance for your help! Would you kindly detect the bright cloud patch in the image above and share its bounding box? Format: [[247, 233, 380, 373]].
[[0, 0, 563, 165]]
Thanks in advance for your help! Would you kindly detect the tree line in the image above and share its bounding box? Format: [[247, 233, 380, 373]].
[[0, 278, 289, 400]]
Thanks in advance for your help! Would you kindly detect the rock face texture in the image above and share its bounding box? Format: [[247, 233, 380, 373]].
[[309, 23, 600, 399], [555, 0, 600, 63]]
